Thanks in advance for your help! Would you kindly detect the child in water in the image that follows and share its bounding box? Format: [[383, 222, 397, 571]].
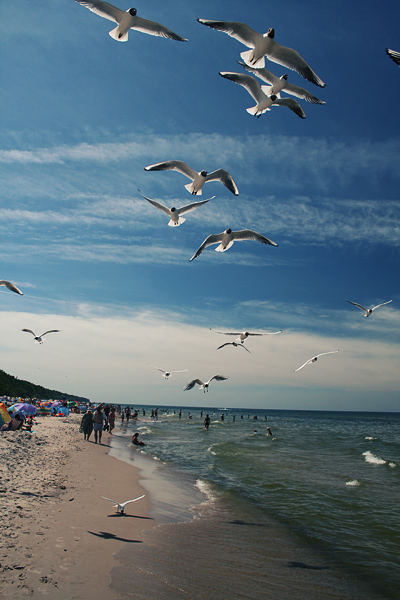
[[132, 432, 145, 446]]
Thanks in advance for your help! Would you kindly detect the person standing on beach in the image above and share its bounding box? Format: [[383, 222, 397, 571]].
[[204, 414, 210, 430], [81, 409, 94, 441], [93, 407, 105, 444]]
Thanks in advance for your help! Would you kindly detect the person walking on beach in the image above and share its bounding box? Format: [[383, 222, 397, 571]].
[[93, 406, 105, 444], [108, 408, 116, 435], [81, 409, 94, 441], [204, 414, 210, 430]]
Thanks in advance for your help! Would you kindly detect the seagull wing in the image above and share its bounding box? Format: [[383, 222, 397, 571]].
[[0, 280, 23, 295], [75, 0, 124, 24], [216, 342, 233, 349], [345, 299, 368, 312], [208, 375, 229, 384], [205, 170, 239, 195], [294, 359, 313, 372], [232, 229, 278, 246], [272, 97, 306, 119], [120, 494, 146, 508], [184, 379, 204, 391], [371, 300, 392, 311], [144, 161, 198, 181], [267, 41, 326, 88], [386, 48, 400, 66], [282, 81, 325, 104], [249, 330, 282, 336], [237, 61, 279, 85], [149, 364, 166, 374], [315, 351, 339, 359], [219, 72, 266, 104], [21, 329, 36, 336], [197, 19, 260, 49], [177, 197, 214, 216], [189, 233, 224, 261], [101, 496, 122, 508], [213, 331, 242, 336], [138, 190, 171, 217], [131, 16, 187, 41], [170, 369, 189, 373], [39, 330, 62, 337]]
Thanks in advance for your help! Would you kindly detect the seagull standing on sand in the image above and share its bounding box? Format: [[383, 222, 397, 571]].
[[149, 364, 189, 379], [237, 61, 325, 104], [345, 299, 392, 317], [190, 228, 278, 261], [75, 1, 188, 42], [184, 375, 228, 392], [212, 329, 282, 343], [21, 329, 61, 344], [386, 48, 400, 66], [101, 494, 145, 514], [0, 280, 23, 295], [144, 161, 239, 196], [294, 351, 339, 372], [217, 342, 251, 353], [197, 19, 325, 87], [219, 72, 306, 118], [138, 190, 214, 227]]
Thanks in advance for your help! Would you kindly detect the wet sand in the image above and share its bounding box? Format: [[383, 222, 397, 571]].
[[0, 414, 152, 599]]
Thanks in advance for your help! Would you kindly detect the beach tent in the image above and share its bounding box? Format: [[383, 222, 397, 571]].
[[0, 402, 11, 427]]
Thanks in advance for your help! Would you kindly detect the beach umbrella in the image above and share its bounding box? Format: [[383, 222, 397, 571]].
[[8, 402, 37, 416]]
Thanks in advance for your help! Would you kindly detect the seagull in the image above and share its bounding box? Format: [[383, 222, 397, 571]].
[[149, 364, 189, 379], [217, 342, 251, 353], [75, 1, 188, 42], [237, 61, 325, 104], [144, 160, 239, 196], [0, 280, 23, 295], [190, 228, 278, 261], [184, 375, 228, 392], [345, 299, 392, 317], [198, 19, 325, 87], [294, 351, 339, 372], [219, 72, 306, 118], [212, 329, 282, 343], [21, 329, 62, 344], [101, 494, 145, 514], [138, 190, 214, 227], [386, 48, 400, 66]]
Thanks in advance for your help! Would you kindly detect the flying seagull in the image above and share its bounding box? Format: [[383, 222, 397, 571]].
[[212, 329, 282, 343], [294, 351, 339, 373], [0, 280, 23, 295], [386, 48, 400, 66], [149, 364, 189, 379], [237, 61, 325, 104], [217, 341, 251, 353], [345, 299, 392, 317], [101, 494, 145, 514], [220, 72, 306, 118], [138, 190, 214, 227], [184, 375, 229, 392], [190, 228, 278, 261], [21, 329, 61, 344], [75, 1, 188, 42], [144, 160, 239, 196], [198, 19, 325, 87]]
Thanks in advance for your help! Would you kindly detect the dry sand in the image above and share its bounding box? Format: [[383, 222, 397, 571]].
[[0, 413, 153, 599]]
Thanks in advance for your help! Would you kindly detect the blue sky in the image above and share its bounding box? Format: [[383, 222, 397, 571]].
[[0, 0, 399, 411]]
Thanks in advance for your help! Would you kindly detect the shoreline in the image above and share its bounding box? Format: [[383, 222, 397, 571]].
[[0, 413, 153, 600]]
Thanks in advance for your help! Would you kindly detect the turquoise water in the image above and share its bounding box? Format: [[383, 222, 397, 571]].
[[112, 408, 400, 599]]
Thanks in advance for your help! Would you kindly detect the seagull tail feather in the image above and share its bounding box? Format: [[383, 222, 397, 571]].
[[109, 26, 128, 42], [215, 240, 234, 252], [240, 49, 265, 69], [168, 217, 186, 226]]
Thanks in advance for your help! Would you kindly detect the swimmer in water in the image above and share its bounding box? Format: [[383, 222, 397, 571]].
[[267, 427, 272, 436]]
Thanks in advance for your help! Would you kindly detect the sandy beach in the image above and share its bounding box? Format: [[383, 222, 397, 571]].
[[0, 413, 152, 600]]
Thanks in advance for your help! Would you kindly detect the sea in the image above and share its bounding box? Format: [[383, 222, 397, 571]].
[[108, 407, 400, 600]]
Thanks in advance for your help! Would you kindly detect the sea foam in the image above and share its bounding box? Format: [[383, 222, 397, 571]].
[[362, 451, 386, 465]]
